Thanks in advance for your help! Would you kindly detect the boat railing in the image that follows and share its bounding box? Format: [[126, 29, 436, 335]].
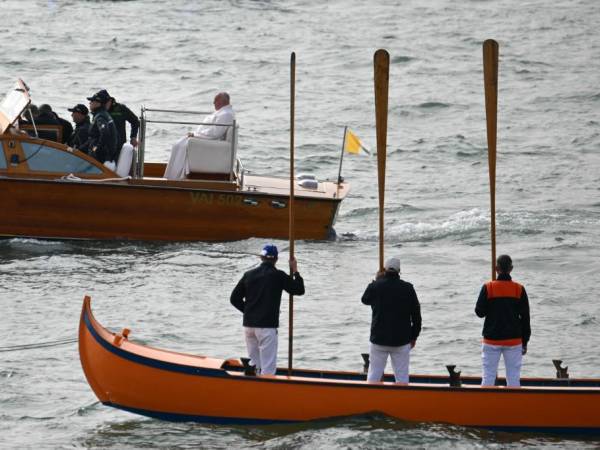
[[137, 107, 239, 184], [235, 157, 246, 189]]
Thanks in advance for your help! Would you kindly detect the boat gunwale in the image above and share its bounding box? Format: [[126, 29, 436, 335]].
[[0, 173, 347, 202], [82, 298, 600, 394]]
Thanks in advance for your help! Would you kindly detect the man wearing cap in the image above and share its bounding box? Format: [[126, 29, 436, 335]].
[[476, 254, 531, 387], [230, 244, 305, 376], [361, 257, 422, 384], [67, 104, 91, 149], [105, 93, 139, 155], [81, 90, 118, 164]]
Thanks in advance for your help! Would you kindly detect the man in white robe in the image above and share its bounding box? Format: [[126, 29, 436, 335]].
[[164, 92, 235, 179]]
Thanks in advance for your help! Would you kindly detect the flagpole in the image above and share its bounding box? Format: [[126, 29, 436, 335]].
[[336, 126, 347, 184]]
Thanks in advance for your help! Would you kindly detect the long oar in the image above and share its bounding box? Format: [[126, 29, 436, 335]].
[[288, 52, 296, 375], [374, 49, 390, 271], [483, 39, 498, 280]]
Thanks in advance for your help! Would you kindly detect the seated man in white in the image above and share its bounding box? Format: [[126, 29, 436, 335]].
[[164, 92, 235, 179]]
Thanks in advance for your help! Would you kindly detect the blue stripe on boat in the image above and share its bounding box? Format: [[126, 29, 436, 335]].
[[106, 401, 600, 434], [106, 402, 293, 425]]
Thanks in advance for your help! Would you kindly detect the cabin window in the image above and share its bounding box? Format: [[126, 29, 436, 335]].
[[0, 143, 6, 169], [21, 142, 102, 174]]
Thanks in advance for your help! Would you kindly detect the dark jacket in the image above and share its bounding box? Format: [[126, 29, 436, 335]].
[[35, 112, 61, 141], [35, 111, 60, 126], [67, 118, 91, 149], [54, 114, 73, 144], [108, 101, 139, 155], [230, 261, 305, 328], [82, 109, 118, 163], [361, 272, 422, 347], [475, 273, 531, 346]]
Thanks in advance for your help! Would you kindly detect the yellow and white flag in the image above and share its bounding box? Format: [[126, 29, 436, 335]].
[[344, 128, 371, 155]]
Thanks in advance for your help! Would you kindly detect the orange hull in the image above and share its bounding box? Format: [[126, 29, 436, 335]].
[[0, 175, 343, 241], [79, 297, 600, 433]]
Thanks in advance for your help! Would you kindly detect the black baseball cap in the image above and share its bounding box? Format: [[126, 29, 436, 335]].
[[68, 103, 89, 115], [86, 89, 111, 104]]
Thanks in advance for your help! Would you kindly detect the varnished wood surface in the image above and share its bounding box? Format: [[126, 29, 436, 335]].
[[0, 135, 348, 241], [0, 176, 343, 241]]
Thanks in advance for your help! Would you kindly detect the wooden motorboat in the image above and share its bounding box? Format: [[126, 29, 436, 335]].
[[0, 80, 348, 241], [79, 296, 600, 434]]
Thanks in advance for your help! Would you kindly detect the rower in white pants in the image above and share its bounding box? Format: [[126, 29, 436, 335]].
[[481, 343, 523, 387], [230, 244, 305, 376], [367, 343, 412, 383], [475, 254, 531, 387], [244, 327, 278, 375], [362, 257, 422, 384]]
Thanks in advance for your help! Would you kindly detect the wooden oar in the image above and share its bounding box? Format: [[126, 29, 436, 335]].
[[288, 52, 296, 375], [483, 39, 498, 280], [374, 49, 390, 272]]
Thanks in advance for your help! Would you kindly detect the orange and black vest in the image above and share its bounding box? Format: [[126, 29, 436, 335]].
[[475, 274, 531, 346]]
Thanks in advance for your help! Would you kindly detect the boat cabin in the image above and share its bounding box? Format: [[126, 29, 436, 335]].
[[0, 80, 115, 179], [0, 80, 244, 186]]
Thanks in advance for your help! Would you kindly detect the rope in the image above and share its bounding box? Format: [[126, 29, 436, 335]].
[[0, 337, 77, 352], [59, 173, 131, 182]]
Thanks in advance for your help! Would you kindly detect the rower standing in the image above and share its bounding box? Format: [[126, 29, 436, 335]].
[[361, 257, 422, 384], [230, 244, 305, 376], [475, 254, 531, 387]]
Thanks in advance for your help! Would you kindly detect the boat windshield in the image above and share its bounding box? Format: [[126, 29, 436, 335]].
[[0, 79, 30, 134], [0, 142, 6, 169], [21, 142, 102, 174]]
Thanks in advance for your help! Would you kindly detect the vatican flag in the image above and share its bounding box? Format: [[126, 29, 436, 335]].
[[344, 128, 371, 155]]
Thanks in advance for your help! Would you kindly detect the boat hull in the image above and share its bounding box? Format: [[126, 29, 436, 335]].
[[0, 176, 342, 241], [79, 297, 600, 433]]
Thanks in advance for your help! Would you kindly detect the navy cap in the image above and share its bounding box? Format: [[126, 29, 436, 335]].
[[87, 89, 111, 104], [261, 244, 278, 258], [68, 103, 89, 115]]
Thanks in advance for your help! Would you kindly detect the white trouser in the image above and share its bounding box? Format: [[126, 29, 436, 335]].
[[481, 343, 522, 387], [244, 327, 278, 375], [367, 343, 411, 383]]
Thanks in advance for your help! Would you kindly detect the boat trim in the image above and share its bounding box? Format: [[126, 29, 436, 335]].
[[82, 304, 600, 395]]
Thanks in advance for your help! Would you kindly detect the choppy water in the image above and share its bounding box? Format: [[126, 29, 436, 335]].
[[2, 0, 600, 448]]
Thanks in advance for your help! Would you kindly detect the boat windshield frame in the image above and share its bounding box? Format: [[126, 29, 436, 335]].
[[0, 79, 31, 134], [137, 107, 241, 185]]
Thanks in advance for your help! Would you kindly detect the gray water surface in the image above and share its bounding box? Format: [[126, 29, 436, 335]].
[[1, 0, 599, 448]]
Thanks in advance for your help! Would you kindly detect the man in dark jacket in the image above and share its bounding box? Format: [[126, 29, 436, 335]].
[[34, 104, 61, 142], [362, 257, 422, 384], [105, 92, 139, 158], [230, 244, 305, 376], [475, 254, 531, 387], [38, 104, 72, 144], [81, 90, 118, 164], [66, 103, 91, 149]]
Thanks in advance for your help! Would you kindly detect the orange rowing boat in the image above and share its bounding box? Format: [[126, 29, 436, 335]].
[[79, 296, 600, 434]]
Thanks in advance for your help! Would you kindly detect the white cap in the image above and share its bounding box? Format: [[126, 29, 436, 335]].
[[384, 257, 401, 272]]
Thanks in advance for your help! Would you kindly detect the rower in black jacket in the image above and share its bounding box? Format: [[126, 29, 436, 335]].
[[230, 244, 305, 376], [362, 257, 422, 384]]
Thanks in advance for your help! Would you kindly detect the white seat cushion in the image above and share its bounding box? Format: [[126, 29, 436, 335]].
[[186, 126, 237, 175], [116, 143, 134, 177]]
